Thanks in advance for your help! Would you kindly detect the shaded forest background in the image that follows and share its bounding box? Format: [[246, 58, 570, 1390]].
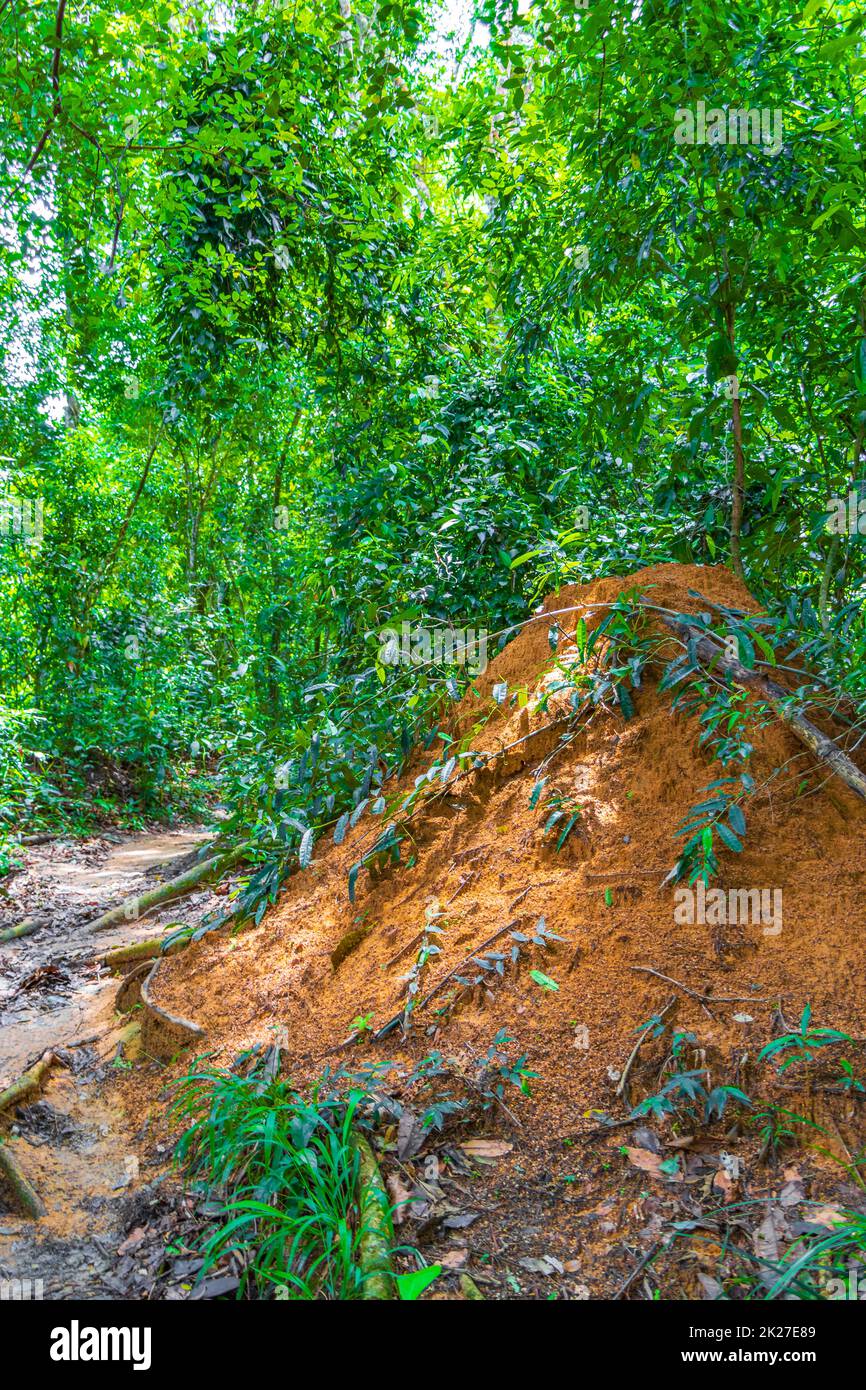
[[1, 0, 864, 912]]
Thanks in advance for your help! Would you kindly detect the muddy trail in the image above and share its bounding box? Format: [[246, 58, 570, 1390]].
[[0, 829, 212, 1298]]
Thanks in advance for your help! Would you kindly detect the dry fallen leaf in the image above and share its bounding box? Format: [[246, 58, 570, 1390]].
[[386, 1173, 416, 1226], [117, 1227, 147, 1256], [518, 1255, 563, 1276], [810, 1205, 845, 1229], [461, 1139, 513, 1160], [397, 1110, 426, 1161], [712, 1169, 737, 1202], [625, 1146, 683, 1181]]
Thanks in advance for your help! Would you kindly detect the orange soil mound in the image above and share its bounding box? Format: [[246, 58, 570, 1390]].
[[152, 562, 866, 1133]]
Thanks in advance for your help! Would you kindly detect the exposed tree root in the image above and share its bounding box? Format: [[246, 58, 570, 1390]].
[[88, 841, 250, 933], [353, 1132, 395, 1299], [0, 1140, 46, 1219], [99, 935, 187, 971], [139, 958, 206, 1060], [114, 1021, 142, 1059], [115, 960, 154, 1013], [0, 1050, 62, 1114], [0, 915, 49, 944]]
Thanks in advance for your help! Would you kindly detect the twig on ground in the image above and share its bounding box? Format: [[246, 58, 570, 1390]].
[[371, 918, 523, 1042], [615, 995, 677, 1100], [612, 1239, 668, 1300], [630, 965, 760, 1012]]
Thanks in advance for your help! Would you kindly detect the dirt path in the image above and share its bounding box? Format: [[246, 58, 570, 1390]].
[[0, 827, 213, 1299]]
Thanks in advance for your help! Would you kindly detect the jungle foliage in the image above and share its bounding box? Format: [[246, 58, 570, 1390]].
[[1, 0, 864, 892]]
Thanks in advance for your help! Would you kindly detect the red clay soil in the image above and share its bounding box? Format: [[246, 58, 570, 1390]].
[[140, 562, 866, 1297]]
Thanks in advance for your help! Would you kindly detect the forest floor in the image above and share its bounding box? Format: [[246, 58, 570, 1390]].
[[0, 828, 215, 1298], [136, 561, 866, 1300], [2, 563, 866, 1302]]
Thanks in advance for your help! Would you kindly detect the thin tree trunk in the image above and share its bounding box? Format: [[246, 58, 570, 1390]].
[[268, 407, 303, 716], [724, 303, 746, 582], [821, 421, 864, 632], [76, 429, 164, 659]]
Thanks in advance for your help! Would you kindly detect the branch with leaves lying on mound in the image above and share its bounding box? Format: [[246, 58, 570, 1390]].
[[544, 591, 866, 886], [370, 914, 563, 1044], [328, 591, 866, 903], [659, 610, 866, 802]]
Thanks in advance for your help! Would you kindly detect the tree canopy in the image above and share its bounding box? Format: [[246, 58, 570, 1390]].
[[1, 0, 864, 902]]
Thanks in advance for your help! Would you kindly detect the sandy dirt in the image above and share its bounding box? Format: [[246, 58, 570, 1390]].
[[138, 562, 866, 1298], [4, 562, 866, 1301]]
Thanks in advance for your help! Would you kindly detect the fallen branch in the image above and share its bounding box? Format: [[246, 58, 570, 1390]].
[[612, 1237, 669, 1301], [0, 915, 49, 944], [371, 919, 521, 1042], [508, 879, 557, 910], [0, 1140, 45, 1219], [0, 1050, 62, 1114], [353, 1133, 395, 1299], [382, 928, 425, 972], [89, 841, 250, 933], [615, 996, 677, 1100], [630, 965, 760, 1008], [660, 614, 866, 803], [571, 1115, 645, 1144]]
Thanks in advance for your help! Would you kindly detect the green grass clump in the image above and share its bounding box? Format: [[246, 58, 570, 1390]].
[[170, 1061, 381, 1300]]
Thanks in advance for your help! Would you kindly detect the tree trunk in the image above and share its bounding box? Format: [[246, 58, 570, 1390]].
[[724, 303, 746, 582]]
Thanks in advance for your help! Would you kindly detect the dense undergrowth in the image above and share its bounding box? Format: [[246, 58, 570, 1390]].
[[163, 1008, 866, 1301]]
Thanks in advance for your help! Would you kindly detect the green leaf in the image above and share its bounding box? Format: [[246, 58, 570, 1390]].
[[529, 777, 547, 810], [716, 822, 742, 853], [529, 969, 559, 991], [727, 803, 746, 836], [706, 335, 738, 385], [396, 1265, 442, 1301], [734, 629, 755, 668], [299, 827, 314, 868], [348, 863, 360, 902], [617, 683, 635, 720]]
